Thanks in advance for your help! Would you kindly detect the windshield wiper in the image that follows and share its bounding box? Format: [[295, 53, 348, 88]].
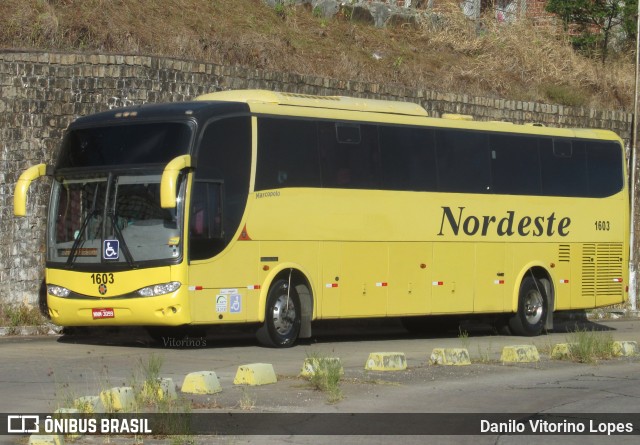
[[65, 208, 100, 268], [107, 211, 137, 268]]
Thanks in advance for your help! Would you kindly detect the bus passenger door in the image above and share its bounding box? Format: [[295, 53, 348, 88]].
[[474, 243, 506, 312], [431, 243, 474, 314], [387, 242, 431, 315]]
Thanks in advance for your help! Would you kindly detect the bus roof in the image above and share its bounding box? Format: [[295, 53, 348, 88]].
[[196, 89, 430, 117], [196, 90, 622, 143]]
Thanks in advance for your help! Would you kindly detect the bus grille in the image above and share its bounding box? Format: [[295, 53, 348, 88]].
[[581, 243, 624, 297]]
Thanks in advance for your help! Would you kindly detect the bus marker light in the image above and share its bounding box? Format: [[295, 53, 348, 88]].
[[247, 285, 261, 290], [494, 280, 504, 285], [326, 283, 339, 288], [560, 279, 569, 284], [263, 265, 270, 271], [613, 278, 623, 283], [432, 281, 444, 286], [188, 286, 203, 291], [375, 282, 388, 287], [420, 264, 427, 269]]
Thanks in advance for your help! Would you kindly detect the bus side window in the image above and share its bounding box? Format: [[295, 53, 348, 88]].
[[320, 122, 380, 189], [489, 134, 540, 195], [435, 129, 490, 193], [379, 126, 437, 192], [189, 181, 224, 260], [255, 118, 321, 190], [193, 116, 251, 260], [540, 138, 587, 197]]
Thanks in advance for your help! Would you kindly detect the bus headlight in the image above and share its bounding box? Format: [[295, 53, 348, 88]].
[[47, 284, 71, 298], [136, 281, 181, 297]]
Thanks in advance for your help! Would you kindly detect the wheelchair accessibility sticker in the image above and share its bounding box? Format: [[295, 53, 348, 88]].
[[230, 294, 242, 313], [103, 240, 119, 260]]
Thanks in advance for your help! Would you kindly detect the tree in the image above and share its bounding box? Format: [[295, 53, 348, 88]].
[[545, 0, 638, 63]]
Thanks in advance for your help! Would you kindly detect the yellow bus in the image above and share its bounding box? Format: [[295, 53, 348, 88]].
[[14, 90, 628, 347]]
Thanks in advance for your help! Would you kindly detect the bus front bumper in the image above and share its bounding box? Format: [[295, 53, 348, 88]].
[[47, 292, 190, 327]]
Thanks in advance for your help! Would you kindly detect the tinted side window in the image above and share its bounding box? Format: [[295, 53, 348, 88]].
[[587, 141, 623, 197], [379, 126, 437, 192], [189, 181, 224, 261], [436, 129, 490, 193], [320, 122, 380, 189], [255, 118, 321, 190], [192, 116, 251, 260], [490, 134, 540, 195], [540, 138, 587, 197]]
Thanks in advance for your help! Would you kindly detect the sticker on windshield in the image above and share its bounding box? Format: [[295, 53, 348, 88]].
[[103, 240, 119, 260]]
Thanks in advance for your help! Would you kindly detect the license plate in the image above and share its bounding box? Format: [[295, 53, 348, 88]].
[[92, 308, 115, 319]]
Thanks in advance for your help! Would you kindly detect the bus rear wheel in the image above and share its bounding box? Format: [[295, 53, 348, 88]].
[[508, 276, 547, 336], [256, 279, 301, 348]]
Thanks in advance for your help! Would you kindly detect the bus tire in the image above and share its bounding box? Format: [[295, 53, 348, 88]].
[[256, 279, 301, 348], [508, 276, 547, 336]]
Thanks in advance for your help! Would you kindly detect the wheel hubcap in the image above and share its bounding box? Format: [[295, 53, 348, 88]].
[[272, 291, 296, 336], [524, 289, 543, 325]]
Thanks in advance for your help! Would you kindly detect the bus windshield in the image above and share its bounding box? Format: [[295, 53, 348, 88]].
[[48, 172, 184, 266], [57, 122, 193, 168]]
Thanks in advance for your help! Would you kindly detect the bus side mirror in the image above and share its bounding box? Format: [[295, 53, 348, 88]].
[[14, 163, 50, 217], [160, 155, 192, 209]]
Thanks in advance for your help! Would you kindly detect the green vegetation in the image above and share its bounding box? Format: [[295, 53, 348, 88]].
[[0, 302, 48, 333], [0, 0, 634, 109], [545, 0, 637, 63], [566, 327, 616, 363], [303, 353, 344, 403]]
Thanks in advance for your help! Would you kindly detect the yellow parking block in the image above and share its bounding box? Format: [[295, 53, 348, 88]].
[[99, 387, 136, 412], [612, 341, 639, 357], [300, 357, 344, 377], [429, 348, 471, 366], [501, 345, 540, 363], [233, 363, 277, 386], [28, 436, 64, 445], [365, 352, 407, 371], [182, 371, 223, 394], [550, 343, 574, 360]]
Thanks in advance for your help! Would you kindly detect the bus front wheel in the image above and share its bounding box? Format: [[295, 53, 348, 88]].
[[508, 276, 547, 336], [256, 279, 301, 348]]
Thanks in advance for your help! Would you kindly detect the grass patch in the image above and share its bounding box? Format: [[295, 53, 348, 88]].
[[543, 84, 588, 107], [566, 328, 616, 364], [0, 302, 47, 327], [302, 353, 344, 403]]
